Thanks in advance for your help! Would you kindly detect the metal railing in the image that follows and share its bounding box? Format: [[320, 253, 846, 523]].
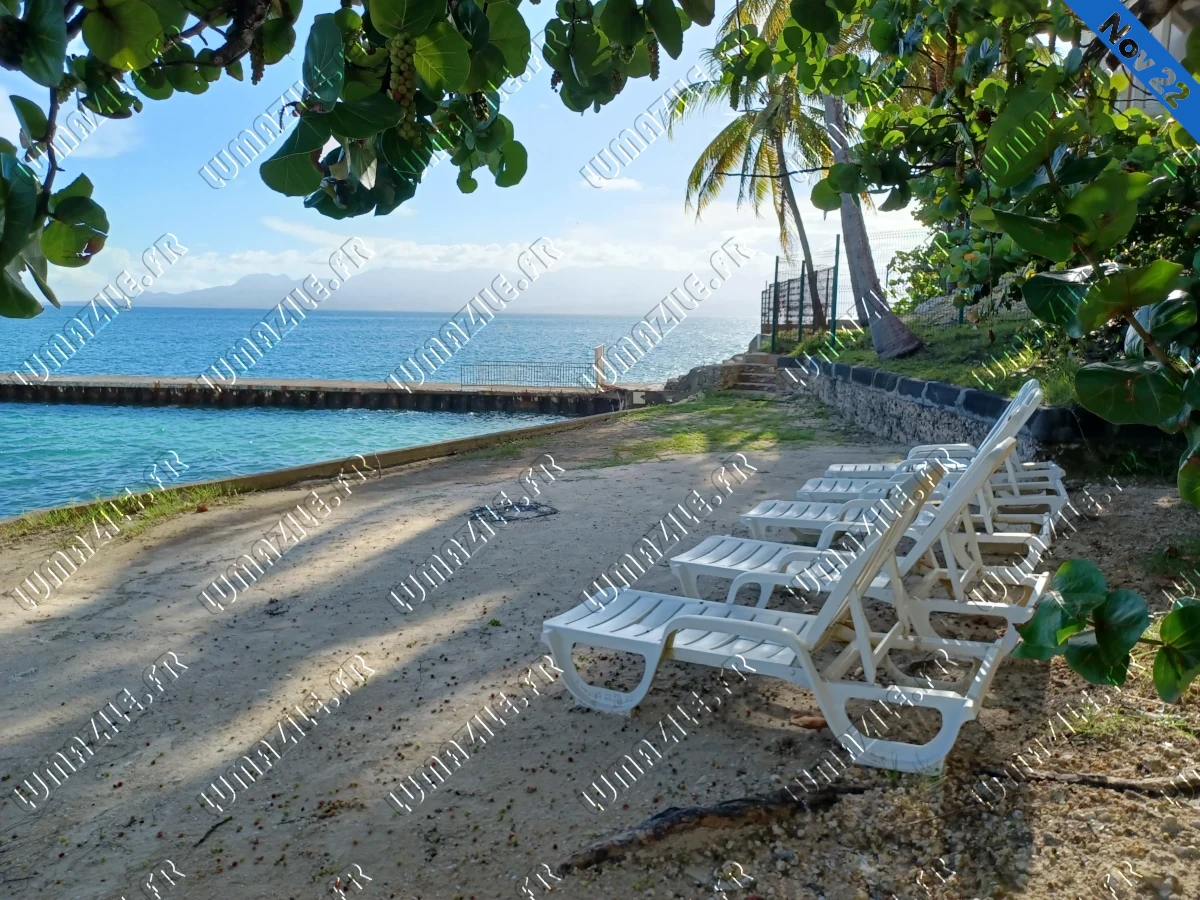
[[459, 361, 597, 389]]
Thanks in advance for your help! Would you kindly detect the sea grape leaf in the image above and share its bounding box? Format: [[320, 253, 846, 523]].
[[304, 14, 345, 106], [259, 115, 333, 196], [1075, 361, 1185, 426]]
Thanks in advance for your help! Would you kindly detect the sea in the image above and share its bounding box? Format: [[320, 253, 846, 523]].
[[0, 307, 758, 518]]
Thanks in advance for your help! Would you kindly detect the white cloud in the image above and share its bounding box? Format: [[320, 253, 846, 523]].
[[589, 176, 643, 191]]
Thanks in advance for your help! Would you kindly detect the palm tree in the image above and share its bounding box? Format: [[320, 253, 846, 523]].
[[670, 72, 830, 329], [676, 0, 924, 358]]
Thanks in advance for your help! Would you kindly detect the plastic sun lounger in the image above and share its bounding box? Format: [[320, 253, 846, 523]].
[[799, 381, 1067, 508], [740, 472, 1052, 549], [671, 438, 1050, 650], [542, 465, 1015, 774], [823, 380, 1064, 485]]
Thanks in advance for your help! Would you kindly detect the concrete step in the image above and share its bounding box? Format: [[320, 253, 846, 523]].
[[741, 352, 779, 365], [737, 373, 777, 385]]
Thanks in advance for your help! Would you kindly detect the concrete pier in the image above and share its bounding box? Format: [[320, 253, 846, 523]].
[[0, 375, 636, 416]]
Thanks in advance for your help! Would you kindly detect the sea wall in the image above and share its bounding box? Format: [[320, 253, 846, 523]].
[[777, 356, 1176, 462]]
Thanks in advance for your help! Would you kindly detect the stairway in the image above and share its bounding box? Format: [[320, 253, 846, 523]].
[[728, 353, 778, 395]]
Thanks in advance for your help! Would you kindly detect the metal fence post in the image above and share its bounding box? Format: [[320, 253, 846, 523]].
[[770, 256, 781, 353], [797, 268, 806, 341], [830, 234, 841, 342]]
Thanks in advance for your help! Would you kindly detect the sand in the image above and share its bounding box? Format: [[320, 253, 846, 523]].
[[1, 401, 1197, 900]]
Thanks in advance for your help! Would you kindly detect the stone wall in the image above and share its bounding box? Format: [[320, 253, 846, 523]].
[[777, 356, 1175, 463], [662, 363, 739, 400]]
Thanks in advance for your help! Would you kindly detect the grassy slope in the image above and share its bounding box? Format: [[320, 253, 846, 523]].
[[792, 320, 1079, 406]]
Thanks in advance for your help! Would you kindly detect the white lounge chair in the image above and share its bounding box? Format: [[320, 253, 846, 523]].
[[741, 470, 1050, 547], [800, 381, 1066, 509], [823, 380, 1063, 485], [672, 438, 1050, 648], [542, 465, 1015, 774]]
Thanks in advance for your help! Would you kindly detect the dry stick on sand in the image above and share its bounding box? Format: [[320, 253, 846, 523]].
[[556, 767, 1200, 875], [556, 784, 873, 874]]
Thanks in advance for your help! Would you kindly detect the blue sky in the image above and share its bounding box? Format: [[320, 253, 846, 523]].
[[0, 5, 921, 317]]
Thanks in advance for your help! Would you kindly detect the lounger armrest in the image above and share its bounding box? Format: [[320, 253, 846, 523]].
[[908, 443, 976, 460], [663, 614, 809, 660], [726, 570, 824, 607]]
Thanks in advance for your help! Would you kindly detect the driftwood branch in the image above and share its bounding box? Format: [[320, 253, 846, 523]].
[[556, 784, 872, 875], [193, 815, 233, 847], [976, 766, 1200, 797]]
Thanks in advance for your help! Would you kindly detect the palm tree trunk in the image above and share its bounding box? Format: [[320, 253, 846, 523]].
[[821, 95, 923, 360], [772, 130, 826, 331]]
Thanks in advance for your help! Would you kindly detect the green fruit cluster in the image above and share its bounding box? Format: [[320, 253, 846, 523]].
[[388, 33, 420, 142]]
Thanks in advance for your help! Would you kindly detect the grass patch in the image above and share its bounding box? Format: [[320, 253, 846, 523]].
[[793, 320, 1080, 406], [1142, 536, 1200, 580], [0, 483, 240, 545], [582, 392, 818, 468]]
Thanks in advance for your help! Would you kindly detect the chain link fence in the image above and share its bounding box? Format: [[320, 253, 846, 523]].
[[762, 228, 1034, 342]]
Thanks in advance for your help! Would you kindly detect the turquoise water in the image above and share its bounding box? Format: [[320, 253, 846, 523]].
[[0, 309, 757, 517], [0, 404, 566, 518]]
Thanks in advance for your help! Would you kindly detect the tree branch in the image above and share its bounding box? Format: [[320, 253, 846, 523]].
[[37, 88, 62, 219], [206, 0, 273, 67]]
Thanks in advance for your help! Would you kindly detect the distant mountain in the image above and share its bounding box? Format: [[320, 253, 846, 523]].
[[132, 264, 770, 318], [136, 273, 302, 308]]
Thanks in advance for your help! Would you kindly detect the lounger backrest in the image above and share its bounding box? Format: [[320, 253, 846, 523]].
[[975, 379, 1039, 455], [896, 437, 1018, 575], [802, 464, 945, 651]]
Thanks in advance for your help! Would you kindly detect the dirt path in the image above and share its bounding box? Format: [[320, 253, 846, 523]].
[[0, 397, 1196, 900]]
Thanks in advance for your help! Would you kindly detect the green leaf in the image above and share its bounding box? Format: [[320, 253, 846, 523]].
[[1180, 456, 1200, 508], [1055, 153, 1113, 185], [457, 169, 478, 193], [599, 0, 645, 46], [20, 0, 67, 87], [379, 126, 432, 176], [645, 0, 683, 59], [493, 139, 526, 187], [0, 155, 40, 270], [992, 210, 1075, 262], [982, 86, 1059, 189], [370, 0, 443, 38], [463, 43, 506, 93], [50, 174, 94, 212], [810, 178, 842, 211], [1022, 268, 1089, 335], [789, 0, 836, 34], [415, 21, 471, 92], [1064, 171, 1153, 254], [475, 114, 512, 153], [226, 58, 244, 81], [1154, 604, 1200, 702], [486, 1, 531, 73], [313, 95, 404, 139], [1091, 589, 1150, 662], [878, 181, 910, 211], [83, 0, 164, 71], [0, 268, 43, 318], [15, 227, 56, 307], [144, 0, 187, 30], [867, 19, 897, 53], [10, 96, 47, 143], [1076, 261, 1184, 332], [372, 162, 417, 215], [262, 19, 297, 65], [304, 14, 345, 107], [41, 195, 109, 269], [259, 115, 332, 196], [1139, 291, 1197, 346], [1012, 601, 1068, 659], [1076, 361, 1185, 425], [131, 66, 174, 100], [1064, 632, 1130, 686], [827, 162, 860, 193], [1052, 559, 1108, 616], [676, 0, 713, 26]]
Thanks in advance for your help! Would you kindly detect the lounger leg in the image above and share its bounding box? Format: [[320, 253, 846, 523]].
[[544, 631, 659, 717], [673, 565, 701, 599], [812, 682, 972, 775]]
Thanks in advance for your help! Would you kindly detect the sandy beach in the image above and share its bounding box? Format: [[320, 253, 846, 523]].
[[1, 396, 1198, 900]]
